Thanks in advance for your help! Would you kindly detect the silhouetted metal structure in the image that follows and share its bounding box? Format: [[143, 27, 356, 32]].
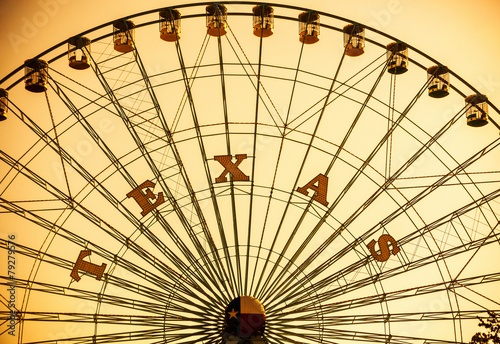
[[0, 89, 7, 121], [206, 4, 228, 37], [113, 20, 135, 53], [68, 36, 91, 70], [343, 24, 365, 56], [159, 9, 181, 42], [466, 94, 489, 127], [427, 65, 450, 98], [386, 41, 408, 74], [298, 11, 320, 44], [252, 4, 274, 38], [24, 59, 48, 92], [1, 3, 500, 344]]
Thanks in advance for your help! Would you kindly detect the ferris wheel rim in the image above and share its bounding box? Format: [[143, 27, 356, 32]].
[[1, 0, 499, 121], [0, 2, 500, 342]]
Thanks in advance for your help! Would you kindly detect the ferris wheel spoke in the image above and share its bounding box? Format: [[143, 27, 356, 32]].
[[46, 77, 139, 188], [310, 327, 464, 344], [173, 35, 238, 299], [272, 272, 500, 326], [266, 101, 484, 302], [271, 182, 500, 309], [1, 276, 168, 316], [271, 197, 500, 312], [254, 33, 351, 301], [86, 52, 231, 297], [285, 52, 387, 133], [0, 162, 230, 306], [46, 67, 169, 141], [0, 143, 225, 298], [272, 309, 498, 326], [297, 232, 498, 316], [0, 199, 223, 313], [242, 23, 267, 296], [282, 22, 309, 125], [104, 272, 214, 315], [264, 51, 410, 305], [274, 237, 500, 316], [321, 61, 430, 198], [213, 33, 244, 294], [323, 48, 398, 174], [24, 328, 182, 344], [388, 171, 500, 190], [168, 35, 211, 133], [257, 53, 393, 303], [393, 104, 500, 237], [266, 326, 335, 344], [247, 37, 310, 297], [128, 40, 234, 295], [4, 311, 222, 329], [42, 90, 74, 209], [0, 239, 174, 303], [223, 30, 285, 131]]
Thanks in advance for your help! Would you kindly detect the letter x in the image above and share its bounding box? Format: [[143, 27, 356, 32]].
[[214, 154, 250, 183]]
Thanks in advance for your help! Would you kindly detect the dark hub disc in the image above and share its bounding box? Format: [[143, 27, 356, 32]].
[[224, 295, 266, 340]]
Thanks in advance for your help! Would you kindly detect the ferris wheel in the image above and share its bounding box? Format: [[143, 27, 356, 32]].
[[1, 2, 500, 343]]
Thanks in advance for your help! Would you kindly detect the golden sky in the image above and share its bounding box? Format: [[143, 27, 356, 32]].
[[2, 0, 500, 106], [1, 1, 500, 343]]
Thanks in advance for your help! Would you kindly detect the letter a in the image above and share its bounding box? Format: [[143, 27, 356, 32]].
[[297, 174, 329, 206], [127, 180, 165, 216], [214, 154, 250, 183]]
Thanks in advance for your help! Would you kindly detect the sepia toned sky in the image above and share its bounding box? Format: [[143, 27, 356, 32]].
[[1, 1, 500, 343], [1, 0, 500, 108]]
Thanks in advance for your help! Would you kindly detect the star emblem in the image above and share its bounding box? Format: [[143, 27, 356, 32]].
[[228, 308, 238, 319]]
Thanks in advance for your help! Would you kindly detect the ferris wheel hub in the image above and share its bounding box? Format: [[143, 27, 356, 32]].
[[224, 295, 266, 340]]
